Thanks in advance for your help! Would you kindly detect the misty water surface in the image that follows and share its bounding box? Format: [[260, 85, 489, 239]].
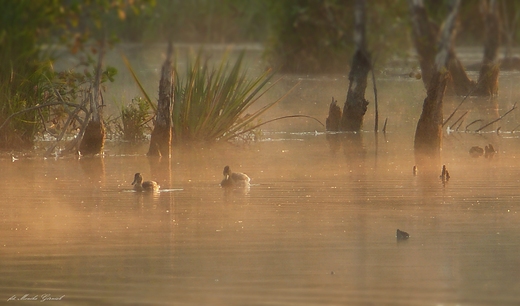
[[2, 46, 520, 305]]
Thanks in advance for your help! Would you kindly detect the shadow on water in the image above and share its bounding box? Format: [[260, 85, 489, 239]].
[[79, 155, 105, 183]]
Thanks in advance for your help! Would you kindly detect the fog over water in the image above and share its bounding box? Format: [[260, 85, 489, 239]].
[[2, 45, 520, 305]]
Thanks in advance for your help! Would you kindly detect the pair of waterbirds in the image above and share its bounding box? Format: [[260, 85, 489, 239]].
[[131, 166, 250, 192]]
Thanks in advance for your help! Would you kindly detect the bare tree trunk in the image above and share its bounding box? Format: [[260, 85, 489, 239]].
[[414, 0, 460, 160], [148, 41, 174, 157], [475, 0, 500, 96], [408, 0, 474, 96], [408, 0, 437, 89], [79, 38, 106, 155], [340, 0, 370, 132], [447, 50, 476, 95], [500, 1, 519, 61]]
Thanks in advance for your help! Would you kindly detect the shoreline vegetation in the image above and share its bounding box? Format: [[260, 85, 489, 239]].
[[2, 1, 520, 155]]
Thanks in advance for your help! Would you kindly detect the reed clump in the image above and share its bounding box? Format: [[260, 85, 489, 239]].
[[172, 51, 279, 143]]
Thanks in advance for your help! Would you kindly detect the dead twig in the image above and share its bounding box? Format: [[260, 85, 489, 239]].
[[0, 101, 86, 132], [450, 111, 468, 130], [442, 76, 485, 127], [466, 119, 483, 131], [475, 102, 517, 132]]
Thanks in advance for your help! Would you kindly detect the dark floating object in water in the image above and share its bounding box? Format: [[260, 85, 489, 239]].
[[131, 173, 160, 192], [469, 144, 496, 159], [396, 229, 410, 240], [220, 166, 251, 188], [469, 146, 484, 158], [413, 165, 417, 176], [484, 144, 496, 159], [440, 165, 450, 182]]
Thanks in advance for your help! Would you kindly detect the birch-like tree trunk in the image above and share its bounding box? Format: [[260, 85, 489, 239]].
[[408, 0, 437, 89], [79, 38, 106, 155], [414, 0, 460, 160], [475, 0, 500, 96], [339, 0, 370, 132], [148, 41, 174, 157], [408, 0, 474, 96]]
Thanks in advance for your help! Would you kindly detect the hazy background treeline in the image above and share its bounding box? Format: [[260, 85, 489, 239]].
[[1, 0, 519, 149]]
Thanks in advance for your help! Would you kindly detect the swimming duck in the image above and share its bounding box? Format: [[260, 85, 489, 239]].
[[220, 166, 250, 188], [131, 173, 160, 192]]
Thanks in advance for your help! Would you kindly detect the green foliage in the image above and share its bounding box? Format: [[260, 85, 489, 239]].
[[0, 0, 150, 150], [172, 51, 278, 143], [264, 0, 353, 73], [264, 0, 412, 73], [142, 0, 269, 43], [0, 0, 62, 149], [120, 97, 152, 142]]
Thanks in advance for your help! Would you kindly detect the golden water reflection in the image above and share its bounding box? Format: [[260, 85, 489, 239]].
[[1, 132, 520, 305]]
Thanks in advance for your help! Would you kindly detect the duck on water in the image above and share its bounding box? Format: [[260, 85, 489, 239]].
[[132, 173, 160, 192], [220, 166, 250, 188]]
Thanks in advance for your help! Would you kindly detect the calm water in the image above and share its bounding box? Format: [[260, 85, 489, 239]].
[[3, 46, 520, 305], [2, 131, 520, 305]]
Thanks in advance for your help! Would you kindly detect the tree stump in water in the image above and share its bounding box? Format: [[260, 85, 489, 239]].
[[148, 41, 174, 157], [414, 0, 460, 161], [79, 38, 105, 156], [326, 98, 342, 131], [324, 0, 370, 133], [340, 49, 370, 132], [79, 120, 105, 155], [414, 70, 449, 159]]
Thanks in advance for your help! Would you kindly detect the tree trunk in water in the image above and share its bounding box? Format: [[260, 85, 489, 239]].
[[408, 0, 437, 89], [408, 0, 474, 96], [148, 41, 174, 157], [414, 71, 449, 158], [340, 0, 370, 132], [447, 50, 476, 95], [79, 39, 106, 155], [325, 98, 341, 131], [414, 0, 460, 161], [475, 0, 500, 96]]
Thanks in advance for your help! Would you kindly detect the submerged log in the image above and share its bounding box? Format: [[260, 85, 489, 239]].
[[148, 41, 174, 157]]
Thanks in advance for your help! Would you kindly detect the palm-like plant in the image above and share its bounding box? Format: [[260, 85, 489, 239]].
[[173, 51, 282, 142], [125, 50, 292, 144]]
